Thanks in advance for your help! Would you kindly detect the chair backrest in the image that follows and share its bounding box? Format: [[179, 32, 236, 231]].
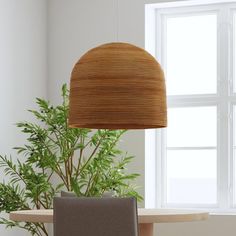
[[61, 190, 114, 198], [53, 197, 139, 236]]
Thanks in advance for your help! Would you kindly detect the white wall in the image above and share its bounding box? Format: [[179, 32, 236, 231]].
[[48, 0, 236, 236], [0, 0, 48, 235]]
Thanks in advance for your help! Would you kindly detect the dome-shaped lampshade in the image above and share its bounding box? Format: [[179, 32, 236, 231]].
[[68, 42, 167, 129]]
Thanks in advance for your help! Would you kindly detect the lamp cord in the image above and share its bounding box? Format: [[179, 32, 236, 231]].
[[115, 0, 119, 42]]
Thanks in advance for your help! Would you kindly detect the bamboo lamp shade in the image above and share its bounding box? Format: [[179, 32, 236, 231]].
[[68, 42, 167, 129]]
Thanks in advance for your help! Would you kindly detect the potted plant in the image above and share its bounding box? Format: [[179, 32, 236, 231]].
[[0, 84, 142, 236]]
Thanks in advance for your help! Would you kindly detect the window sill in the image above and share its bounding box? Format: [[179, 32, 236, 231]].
[[210, 212, 236, 216]]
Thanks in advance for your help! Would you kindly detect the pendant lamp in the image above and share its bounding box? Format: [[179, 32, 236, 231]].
[[68, 42, 167, 129]]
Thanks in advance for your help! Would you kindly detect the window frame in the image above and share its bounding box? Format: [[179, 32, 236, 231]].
[[145, 1, 236, 212]]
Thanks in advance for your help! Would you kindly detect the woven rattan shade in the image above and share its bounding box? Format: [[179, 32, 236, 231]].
[[68, 42, 167, 129]]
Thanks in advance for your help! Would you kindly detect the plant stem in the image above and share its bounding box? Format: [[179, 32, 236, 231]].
[[76, 136, 85, 178], [75, 133, 105, 178]]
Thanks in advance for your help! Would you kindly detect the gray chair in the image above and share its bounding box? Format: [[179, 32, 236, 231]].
[[53, 197, 139, 236]]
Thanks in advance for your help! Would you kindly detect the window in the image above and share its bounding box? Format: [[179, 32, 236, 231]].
[[166, 106, 217, 205], [145, 1, 236, 211]]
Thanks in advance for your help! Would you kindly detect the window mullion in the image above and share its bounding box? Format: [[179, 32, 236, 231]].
[[229, 9, 235, 207], [218, 6, 231, 210]]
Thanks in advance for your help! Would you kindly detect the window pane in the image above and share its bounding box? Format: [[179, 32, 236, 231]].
[[166, 149, 217, 204], [166, 14, 217, 95], [167, 106, 217, 147]]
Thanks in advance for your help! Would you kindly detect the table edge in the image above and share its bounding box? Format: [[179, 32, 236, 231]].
[[9, 209, 209, 224]]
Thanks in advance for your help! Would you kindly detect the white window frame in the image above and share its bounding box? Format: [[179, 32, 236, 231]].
[[145, 0, 236, 212]]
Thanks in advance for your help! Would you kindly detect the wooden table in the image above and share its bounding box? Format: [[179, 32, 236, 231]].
[[10, 208, 208, 236]]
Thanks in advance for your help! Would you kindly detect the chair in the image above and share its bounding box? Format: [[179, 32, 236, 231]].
[[53, 197, 139, 236]]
